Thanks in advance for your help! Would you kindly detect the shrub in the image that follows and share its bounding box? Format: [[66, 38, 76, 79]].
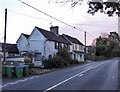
[[24, 58, 32, 64], [72, 59, 79, 64], [42, 47, 80, 69], [57, 47, 73, 64], [62, 60, 69, 66], [42, 55, 68, 68]]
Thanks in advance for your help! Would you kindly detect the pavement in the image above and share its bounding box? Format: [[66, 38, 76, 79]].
[[1, 58, 119, 91]]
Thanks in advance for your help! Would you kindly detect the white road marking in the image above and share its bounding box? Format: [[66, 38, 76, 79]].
[[2, 61, 108, 89], [86, 64, 90, 65], [78, 74, 83, 77], [2, 75, 40, 88], [93, 61, 108, 69], [43, 67, 92, 92], [113, 76, 115, 79]]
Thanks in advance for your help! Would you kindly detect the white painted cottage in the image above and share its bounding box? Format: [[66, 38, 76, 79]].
[[63, 34, 85, 61], [17, 26, 71, 66], [17, 26, 85, 66], [0, 43, 3, 61], [16, 33, 30, 55]]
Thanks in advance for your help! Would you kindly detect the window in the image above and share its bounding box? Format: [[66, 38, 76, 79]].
[[67, 45, 70, 51], [79, 45, 82, 51], [64, 44, 67, 48], [9, 54, 15, 57], [58, 43, 62, 49], [34, 53, 42, 61], [75, 44, 77, 50], [79, 45, 81, 51], [74, 54, 76, 60], [55, 42, 58, 49], [48, 54, 52, 58], [80, 54, 82, 60], [73, 44, 74, 49]]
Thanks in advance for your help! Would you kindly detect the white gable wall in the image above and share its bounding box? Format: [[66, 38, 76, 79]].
[[17, 35, 28, 53], [28, 28, 47, 66], [28, 28, 46, 52], [45, 41, 57, 59]]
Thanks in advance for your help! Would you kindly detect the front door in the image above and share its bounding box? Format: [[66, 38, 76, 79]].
[[34, 52, 42, 66]]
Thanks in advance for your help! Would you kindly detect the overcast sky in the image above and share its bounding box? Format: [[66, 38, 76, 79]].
[[0, 0, 118, 45]]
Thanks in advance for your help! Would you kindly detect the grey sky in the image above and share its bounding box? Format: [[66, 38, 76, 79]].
[[0, 0, 118, 45]]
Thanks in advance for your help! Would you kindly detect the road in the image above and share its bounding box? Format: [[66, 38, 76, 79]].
[[2, 58, 119, 91]]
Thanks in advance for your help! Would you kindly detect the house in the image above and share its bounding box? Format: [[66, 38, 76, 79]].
[[0, 43, 21, 62], [16, 33, 30, 55], [27, 26, 71, 66], [17, 26, 85, 66], [63, 34, 85, 61], [0, 43, 3, 61]]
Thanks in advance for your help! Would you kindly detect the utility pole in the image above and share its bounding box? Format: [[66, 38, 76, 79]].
[[84, 31, 87, 62], [3, 8, 7, 62]]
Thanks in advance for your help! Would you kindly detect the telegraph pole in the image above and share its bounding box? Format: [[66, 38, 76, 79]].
[[84, 31, 87, 62], [3, 8, 7, 62]]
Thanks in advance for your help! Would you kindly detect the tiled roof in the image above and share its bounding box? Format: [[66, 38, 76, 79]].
[[22, 33, 30, 39], [62, 34, 84, 45], [35, 27, 71, 45], [2, 43, 19, 54]]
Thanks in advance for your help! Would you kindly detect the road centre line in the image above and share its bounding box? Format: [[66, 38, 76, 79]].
[[113, 76, 115, 79], [93, 61, 108, 69], [2, 61, 108, 89], [73, 63, 94, 70], [2, 66, 92, 89], [43, 67, 93, 92], [78, 74, 83, 77], [44, 61, 108, 91]]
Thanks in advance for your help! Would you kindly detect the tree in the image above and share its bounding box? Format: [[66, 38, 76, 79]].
[[95, 32, 120, 57], [88, 0, 120, 17], [57, 47, 72, 63], [95, 36, 108, 56], [51, 0, 120, 17]]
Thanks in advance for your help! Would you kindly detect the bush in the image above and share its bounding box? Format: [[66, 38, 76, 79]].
[[25, 63, 34, 69], [42, 55, 68, 68], [57, 47, 73, 64], [72, 59, 79, 64], [42, 47, 81, 69], [62, 60, 69, 66], [24, 58, 32, 64]]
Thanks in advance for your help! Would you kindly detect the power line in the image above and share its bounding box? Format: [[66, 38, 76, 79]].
[[18, 0, 96, 39], [18, 0, 84, 32], [75, 23, 117, 27], [8, 9, 53, 22], [86, 32, 96, 38]]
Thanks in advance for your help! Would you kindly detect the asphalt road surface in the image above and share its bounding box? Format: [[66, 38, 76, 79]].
[[2, 58, 119, 91]]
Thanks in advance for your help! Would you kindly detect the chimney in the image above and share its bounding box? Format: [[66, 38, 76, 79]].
[[50, 26, 59, 35]]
